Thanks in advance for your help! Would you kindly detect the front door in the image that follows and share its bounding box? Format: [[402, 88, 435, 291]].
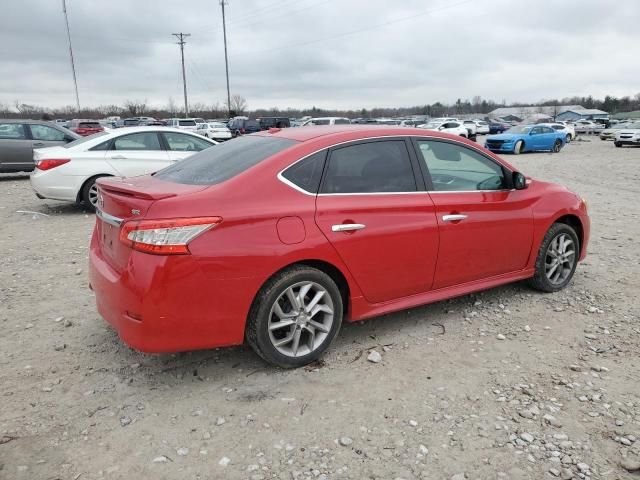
[[105, 131, 170, 177], [414, 139, 534, 289], [315, 139, 439, 304]]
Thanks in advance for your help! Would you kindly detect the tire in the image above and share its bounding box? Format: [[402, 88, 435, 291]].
[[528, 223, 579, 293], [566, 134, 572, 143], [614, 141, 622, 148], [246, 266, 343, 368], [80, 175, 109, 212], [552, 139, 562, 153], [513, 140, 523, 154]]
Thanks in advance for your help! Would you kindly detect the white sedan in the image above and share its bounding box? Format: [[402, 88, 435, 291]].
[[30, 126, 217, 210], [195, 122, 232, 141], [417, 120, 469, 138]]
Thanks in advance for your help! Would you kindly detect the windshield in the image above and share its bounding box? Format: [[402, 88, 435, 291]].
[[154, 136, 297, 185], [506, 126, 532, 134], [63, 131, 109, 148], [179, 120, 196, 126]]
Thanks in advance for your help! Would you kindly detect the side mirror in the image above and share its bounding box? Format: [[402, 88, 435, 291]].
[[513, 172, 527, 190]]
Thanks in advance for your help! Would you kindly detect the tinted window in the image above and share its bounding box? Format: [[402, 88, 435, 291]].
[[311, 119, 330, 125], [155, 136, 296, 185], [162, 132, 212, 152], [333, 118, 350, 125], [112, 132, 161, 151], [321, 140, 416, 194], [281, 150, 326, 193], [245, 120, 260, 130], [30, 124, 66, 141], [0, 123, 26, 139], [179, 120, 196, 126], [551, 125, 563, 130], [417, 140, 505, 191], [79, 122, 100, 128]]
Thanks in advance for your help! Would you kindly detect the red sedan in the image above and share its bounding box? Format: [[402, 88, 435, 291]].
[[89, 126, 590, 368]]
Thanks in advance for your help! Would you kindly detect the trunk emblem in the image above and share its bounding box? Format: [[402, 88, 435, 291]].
[[131, 209, 141, 216]]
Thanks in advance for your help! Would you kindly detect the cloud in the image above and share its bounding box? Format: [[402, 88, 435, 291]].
[[1, 0, 638, 110]]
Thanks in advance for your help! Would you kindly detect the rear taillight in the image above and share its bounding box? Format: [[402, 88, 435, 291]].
[[36, 159, 70, 171], [119, 217, 222, 255], [240, 128, 245, 134]]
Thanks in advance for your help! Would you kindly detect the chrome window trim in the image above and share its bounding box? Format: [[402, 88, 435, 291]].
[[276, 134, 513, 196], [96, 208, 124, 227]]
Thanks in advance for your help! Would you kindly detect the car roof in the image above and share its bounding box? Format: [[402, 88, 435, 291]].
[[254, 125, 455, 142], [0, 118, 63, 125]]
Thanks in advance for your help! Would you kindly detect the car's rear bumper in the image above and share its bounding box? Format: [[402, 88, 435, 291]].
[[88, 228, 259, 353], [30, 171, 80, 202]]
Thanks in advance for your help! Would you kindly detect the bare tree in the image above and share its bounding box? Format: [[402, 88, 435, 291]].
[[226, 94, 248, 115], [123, 99, 148, 116]]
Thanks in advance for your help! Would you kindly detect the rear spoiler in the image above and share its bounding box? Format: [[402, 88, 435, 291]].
[[96, 177, 177, 201]]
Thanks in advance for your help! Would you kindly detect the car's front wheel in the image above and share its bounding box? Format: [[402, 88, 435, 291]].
[[566, 134, 572, 143], [246, 266, 343, 368], [513, 140, 523, 154], [614, 141, 622, 148], [529, 223, 579, 292]]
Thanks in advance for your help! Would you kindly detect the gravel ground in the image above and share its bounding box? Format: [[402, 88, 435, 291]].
[[1, 137, 639, 480]]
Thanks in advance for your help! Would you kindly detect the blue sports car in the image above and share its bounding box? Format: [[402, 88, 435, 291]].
[[485, 125, 566, 154]]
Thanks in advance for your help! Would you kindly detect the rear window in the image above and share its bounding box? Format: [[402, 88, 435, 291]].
[[155, 135, 297, 185], [79, 122, 100, 128], [179, 120, 196, 126]]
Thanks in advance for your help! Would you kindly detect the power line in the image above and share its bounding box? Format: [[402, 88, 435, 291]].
[[172, 32, 191, 116], [220, 1, 231, 117], [61, 0, 80, 112]]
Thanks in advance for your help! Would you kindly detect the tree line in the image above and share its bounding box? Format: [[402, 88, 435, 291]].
[[1, 93, 639, 120]]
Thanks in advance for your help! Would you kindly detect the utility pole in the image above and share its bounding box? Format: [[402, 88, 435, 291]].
[[172, 33, 191, 116], [220, 1, 232, 117], [62, 0, 80, 112]]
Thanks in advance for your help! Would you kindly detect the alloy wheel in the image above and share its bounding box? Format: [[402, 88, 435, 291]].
[[267, 281, 334, 357], [88, 183, 99, 206], [545, 233, 576, 285]]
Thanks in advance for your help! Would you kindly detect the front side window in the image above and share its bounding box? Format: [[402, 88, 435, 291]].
[[281, 150, 326, 193], [321, 140, 416, 194], [162, 132, 212, 152], [179, 120, 196, 127], [155, 135, 296, 185], [417, 140, 505, 192], [0, 123, 26, 139], [333, 118, 350, 125], [113, 132, 161, 151], [30, 124, 67, 141]]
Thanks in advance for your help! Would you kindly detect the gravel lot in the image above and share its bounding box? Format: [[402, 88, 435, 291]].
[[1, 137, 639, 480]]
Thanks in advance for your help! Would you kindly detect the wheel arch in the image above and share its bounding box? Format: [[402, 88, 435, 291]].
[[76, 173, 114, 203], [552, 213, 584, 254]]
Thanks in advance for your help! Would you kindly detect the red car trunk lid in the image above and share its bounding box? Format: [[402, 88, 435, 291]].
[[95, 176, 207, 271]]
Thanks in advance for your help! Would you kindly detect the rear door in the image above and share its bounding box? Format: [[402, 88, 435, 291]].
[[414, 139, 534, 289], [161, 132, 214, 162], [0, 122, 32, 172], [315, 138, 439, 303], [105, 131, 170, 177]]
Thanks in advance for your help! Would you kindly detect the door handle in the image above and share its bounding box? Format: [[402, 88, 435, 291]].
[[33, 142, 45, 147], [442, 214, 467, 222], [111, 154, 127, 159], [331, 223, 366, 232]]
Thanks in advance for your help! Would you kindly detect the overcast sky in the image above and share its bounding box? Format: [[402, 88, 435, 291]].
[[1, 0, 639, 111]]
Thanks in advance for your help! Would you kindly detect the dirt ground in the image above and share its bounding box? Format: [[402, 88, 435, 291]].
[[1, 136, 639, 480]]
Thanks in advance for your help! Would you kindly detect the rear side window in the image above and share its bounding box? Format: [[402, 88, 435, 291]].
[[321, 140, 416, 194], [162, 132, 212, 152], [155, 135, 297, 185], [0, 123, 26, 139], [179, 120, 196, 126], [281, 150, 326, 193], [334, 118, 350, 125], [113, 132, 161, 151], [29, 124, 67, 141]]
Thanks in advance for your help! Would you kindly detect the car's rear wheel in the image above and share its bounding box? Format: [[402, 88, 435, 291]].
[[81, 175, 109, 212], [513, 140, 523, 154], [246, 266, 343, 368], [552, 139, 562, 153], [529, 223, 579, 292]]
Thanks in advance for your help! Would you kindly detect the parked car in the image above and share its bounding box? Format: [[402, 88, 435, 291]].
[[472, 120, 490, 135], [488, 121, 511, 134], [460, 120, 478, 140], [166, 118, 199, 132], [69, 119, 104, 136], [0, 119, 80, 173], [257, 117, 291, 130], [600, 122, 632, 141], [541, 123, 575, 142], [53, 119, 69, 129], [88, 126, 590, 368], [301, 117, 351, 126], [228, 118, 261, 137], [573, 120, 605, 134], [485, 125, 566, 154], [399, 120, 421, 127], [417, 120, 468, 138], [30, 127, 216, 210], [196, 122, 232, 141], [614, 122, 640, 147]]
